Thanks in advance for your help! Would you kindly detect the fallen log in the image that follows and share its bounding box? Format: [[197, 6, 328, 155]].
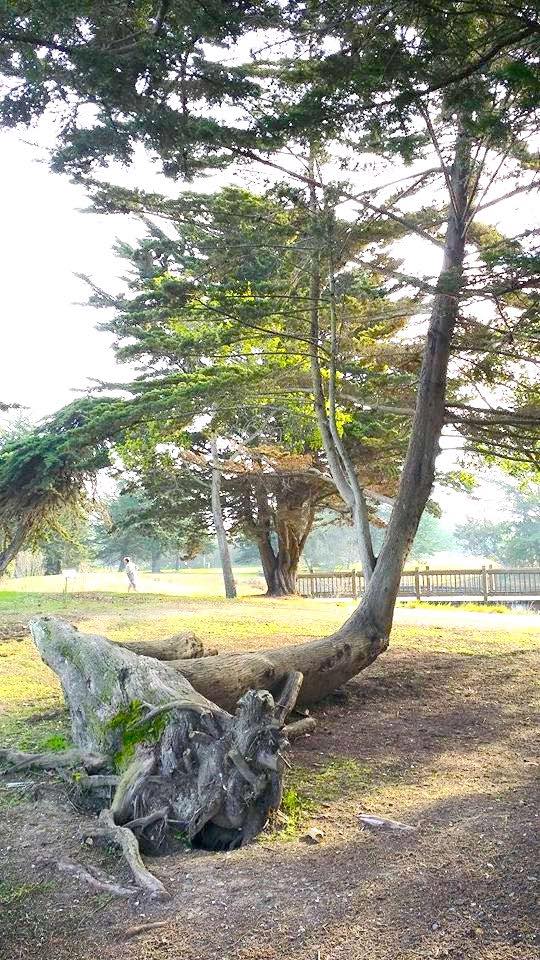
[[25, 617, 302, 872], [118, 632, 214, 661], [13, 611, 386, 895]]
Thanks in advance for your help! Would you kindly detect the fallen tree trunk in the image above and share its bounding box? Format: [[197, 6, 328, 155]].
[[169, 612, 386, 710], [28, 616, 299, 864], [118, 631, 214, 660]]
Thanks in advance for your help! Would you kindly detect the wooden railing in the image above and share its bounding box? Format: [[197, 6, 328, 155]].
[[296, 566, 540, 601]]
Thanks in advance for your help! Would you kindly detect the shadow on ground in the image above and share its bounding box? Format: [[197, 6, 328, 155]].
[[1, 645, 538, 960]]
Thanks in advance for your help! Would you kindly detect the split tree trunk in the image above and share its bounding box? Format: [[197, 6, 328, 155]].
[[29, 616, 292, 855], [255, 488, 315, 597]]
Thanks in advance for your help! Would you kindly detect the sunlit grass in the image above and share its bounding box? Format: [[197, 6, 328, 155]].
[[1, 570, 538, 755]]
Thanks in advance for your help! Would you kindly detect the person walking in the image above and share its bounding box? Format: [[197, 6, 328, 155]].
[[123, 556, 138, 592]]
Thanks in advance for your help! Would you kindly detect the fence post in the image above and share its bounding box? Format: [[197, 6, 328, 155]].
[[481, 565, 488, 602], [425, 565, 430, 596], [351, 569, 357, 599], [414, 566, 421, 600]]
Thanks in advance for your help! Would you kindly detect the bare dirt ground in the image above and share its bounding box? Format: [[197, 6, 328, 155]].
[[1, 640, 538, 960]]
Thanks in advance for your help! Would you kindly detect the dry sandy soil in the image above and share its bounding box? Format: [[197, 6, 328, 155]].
[[1, 631, 538, 960]]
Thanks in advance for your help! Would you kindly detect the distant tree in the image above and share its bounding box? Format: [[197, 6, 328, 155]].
[[408, 514, 457, 563], [38, 506, 93, 575], [456, 483, 540, 565], [92, 486, 210, 572]]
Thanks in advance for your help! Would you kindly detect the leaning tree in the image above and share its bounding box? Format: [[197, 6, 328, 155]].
[[1, 1, 539, 883]]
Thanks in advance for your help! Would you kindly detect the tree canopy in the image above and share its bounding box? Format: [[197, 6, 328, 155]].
[[0, 1, 538, 614]]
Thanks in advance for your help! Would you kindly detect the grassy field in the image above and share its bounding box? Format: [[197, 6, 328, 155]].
[[1, 570, 539, 960], [1, 568, 538, 749]]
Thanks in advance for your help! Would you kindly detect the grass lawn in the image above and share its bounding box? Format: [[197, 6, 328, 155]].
[[1, 570, 539, 960], [1, 568, 538, 749]]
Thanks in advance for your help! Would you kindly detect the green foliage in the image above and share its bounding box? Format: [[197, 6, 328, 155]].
[[267, 786, 314, 841], [408, 514, 457, 561], [1, 1, 538, 581], [0, 1, 277, 178], [455, 482, 540, 565]]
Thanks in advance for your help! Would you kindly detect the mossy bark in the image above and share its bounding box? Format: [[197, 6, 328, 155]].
[[29, 617, 290, 853]]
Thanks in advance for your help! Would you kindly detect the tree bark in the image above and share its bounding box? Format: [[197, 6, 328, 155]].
[[119, 631, 207, 660], [150, 546, 162, 573], [210, 437, 237, 599], [0, 519, 32, 577], [254, 492, 315, 597], [171, 609, 386, 710], [28, 616, 296, 856]]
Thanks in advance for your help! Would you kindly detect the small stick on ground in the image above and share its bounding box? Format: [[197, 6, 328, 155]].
[[283, 717, 316, 740], [121, 921, 171, 940], [82, 808, 169, 900]]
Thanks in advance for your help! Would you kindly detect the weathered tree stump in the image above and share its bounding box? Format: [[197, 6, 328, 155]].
[[27, 618, 296, 865]]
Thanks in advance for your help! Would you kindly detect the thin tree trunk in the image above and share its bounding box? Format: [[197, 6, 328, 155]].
[[307, 165, 376, 582], [325, 216, 376, 581], [0, 519, 31, 577], [151, 546, 162, 573], [210, 437, 237, 599]]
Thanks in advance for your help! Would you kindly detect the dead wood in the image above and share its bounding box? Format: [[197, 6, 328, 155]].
[[0, 747, 108, 773], [119, 632, 207, 661], [22, 616, 304, 897], [82, 808, 169, 899], [283, 717, 317, 740]]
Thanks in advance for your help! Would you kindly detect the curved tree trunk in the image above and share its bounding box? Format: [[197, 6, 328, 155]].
[[28, 617, 294, 859], [345, 129, 471, 639], [164, 609, 385, 711]]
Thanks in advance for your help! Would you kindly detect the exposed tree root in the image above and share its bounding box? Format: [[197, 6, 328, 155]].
[[19, 617, 316, 897], [0, 747, 108, 773], [82, 808, 169, 899], [45, 857, 136, 898]]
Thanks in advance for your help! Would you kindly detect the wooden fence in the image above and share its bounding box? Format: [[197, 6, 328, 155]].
[[296, 566, 540, 601]]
